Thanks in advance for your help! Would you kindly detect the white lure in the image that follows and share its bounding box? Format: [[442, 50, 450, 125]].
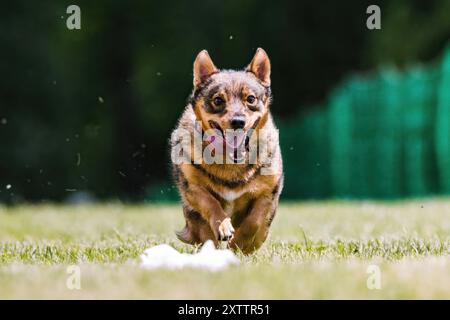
[[140, 240, 240, 271]]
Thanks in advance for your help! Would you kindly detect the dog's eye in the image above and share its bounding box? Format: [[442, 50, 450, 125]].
[[213, 97, 224, 106], [246, 95, 257, 105]]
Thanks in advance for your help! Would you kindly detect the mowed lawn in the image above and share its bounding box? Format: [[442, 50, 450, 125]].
[[0, 200, 449, 299]]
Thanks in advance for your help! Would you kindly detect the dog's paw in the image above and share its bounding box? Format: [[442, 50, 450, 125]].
[[218, 218, 235, 241]]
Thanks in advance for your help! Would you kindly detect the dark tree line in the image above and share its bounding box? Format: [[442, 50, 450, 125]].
[[1, 0, 449, 202]]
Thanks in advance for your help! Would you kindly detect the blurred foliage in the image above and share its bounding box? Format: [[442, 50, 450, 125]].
[[0, 0, 449, 202], [282, 46, 450, 199], [366, 0, 450, 66]]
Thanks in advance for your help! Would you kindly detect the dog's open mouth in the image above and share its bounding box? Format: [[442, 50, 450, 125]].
[[208, 120, 250, 163]]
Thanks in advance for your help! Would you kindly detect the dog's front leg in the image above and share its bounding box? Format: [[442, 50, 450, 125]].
[[230, 194, 276, 254], [184, 184, 235, 243]]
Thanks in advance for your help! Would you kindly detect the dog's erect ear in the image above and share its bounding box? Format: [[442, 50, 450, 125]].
[[193, 50, 218, 88], [246, 48, 271, 87]]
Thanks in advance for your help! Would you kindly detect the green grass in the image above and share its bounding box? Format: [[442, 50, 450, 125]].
[[0, 200, 449, 299]]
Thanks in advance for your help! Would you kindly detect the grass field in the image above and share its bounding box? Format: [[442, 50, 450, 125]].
[[0, 200, 449, 299]]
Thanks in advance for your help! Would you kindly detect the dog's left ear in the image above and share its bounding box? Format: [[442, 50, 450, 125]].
[[246, 48, 271, 87]]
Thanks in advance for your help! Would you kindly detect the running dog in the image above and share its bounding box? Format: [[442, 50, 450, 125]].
[[171, 48, 283, 254]]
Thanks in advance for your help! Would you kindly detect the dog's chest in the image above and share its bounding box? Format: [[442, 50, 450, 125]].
[[219, 189, 247, 202], [218, 189, 248, 216]]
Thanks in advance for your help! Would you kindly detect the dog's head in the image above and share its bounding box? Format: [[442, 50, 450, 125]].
[[190, 48, 272, 161]]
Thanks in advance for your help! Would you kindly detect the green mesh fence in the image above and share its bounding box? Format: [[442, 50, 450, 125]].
[[280, 44, 450, 199], [436, 46, 450, 194]]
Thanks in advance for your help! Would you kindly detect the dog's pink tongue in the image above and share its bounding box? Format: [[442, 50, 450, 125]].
[[225, 130, 247, 149], [208, 133, 224, 150]]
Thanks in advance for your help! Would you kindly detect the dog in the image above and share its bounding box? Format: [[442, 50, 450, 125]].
[[170, 48, 283, 254]]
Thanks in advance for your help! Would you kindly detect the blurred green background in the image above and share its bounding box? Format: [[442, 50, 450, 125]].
[[1, 0, 449, 203]]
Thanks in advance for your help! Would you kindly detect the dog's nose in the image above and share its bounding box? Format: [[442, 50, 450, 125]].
[[230, 118, 246, 129]]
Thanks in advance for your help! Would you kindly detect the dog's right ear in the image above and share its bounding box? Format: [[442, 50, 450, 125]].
[[246, 48, 271, 87], [193, 50, 218, 88]]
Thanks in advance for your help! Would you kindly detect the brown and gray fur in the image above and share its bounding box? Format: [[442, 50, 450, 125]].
[[170, 48, 283, 254]]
